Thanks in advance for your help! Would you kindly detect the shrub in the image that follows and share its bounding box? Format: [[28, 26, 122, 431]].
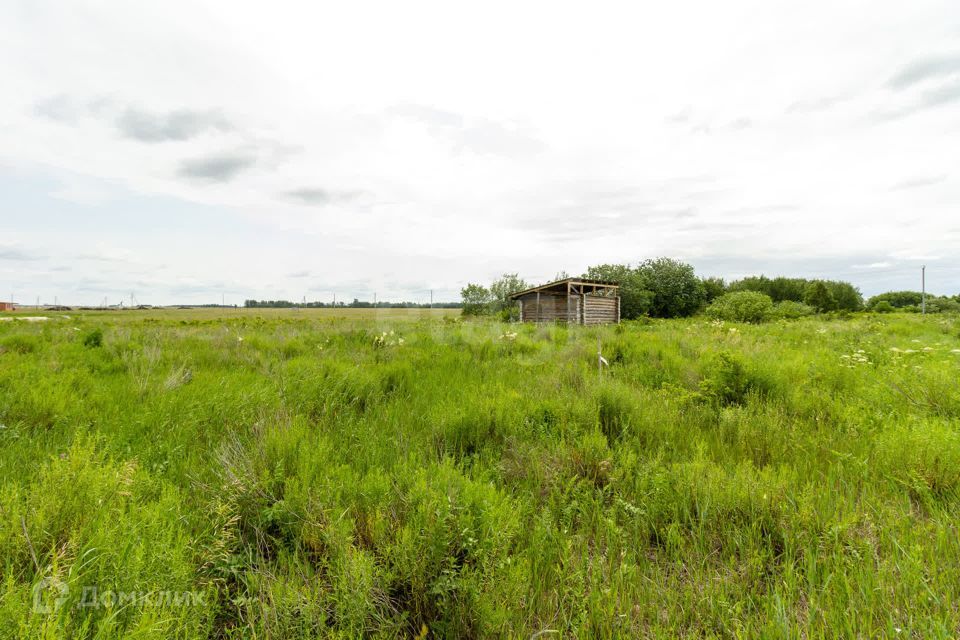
[[81, 327, 104, 348], [871, 300, 895, 313], [699, 351, 758, 406], [772, 300, 815, 319], [926, 297, 960, 314], [706, 291, 774, 323]]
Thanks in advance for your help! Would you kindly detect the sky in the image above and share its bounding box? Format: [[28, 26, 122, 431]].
[[1, 0, 959, 305]]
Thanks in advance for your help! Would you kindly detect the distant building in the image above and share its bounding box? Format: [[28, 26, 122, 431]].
[[509, 278, 620, 324], [0, 302, 15, 312]]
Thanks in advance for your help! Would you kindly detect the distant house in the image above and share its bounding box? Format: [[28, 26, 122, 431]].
[[509, 278, 620, 324], [0, 302, 15, 312]]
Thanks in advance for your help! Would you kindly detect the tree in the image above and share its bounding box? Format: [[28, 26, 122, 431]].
[[701, 277, 727, 303], [867, 291, 924, 309], [635, 258, 705, 318], [489, 273, 529, 313], [583, 263, 653, 319], [803, 281, 835, 312], [826, 281, 863, 311], [460, 284, 492, 316]]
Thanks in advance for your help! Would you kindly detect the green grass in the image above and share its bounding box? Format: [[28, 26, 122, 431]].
[[1, 310, 959, 638]]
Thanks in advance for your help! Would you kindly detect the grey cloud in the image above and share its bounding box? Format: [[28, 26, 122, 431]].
[[284, 188, 365, 206], [888, 53, 960, 89], [116, 107, 232, 142], [920, 78, 960, 107], [0, 247, 44, 261], [874, 77, 960, 121], [33, 95, 234, 143], [288, 270, 312, 278], [33, 94, 80, 123], [178, 152, 257, 182], [890, 174, 947, 191]]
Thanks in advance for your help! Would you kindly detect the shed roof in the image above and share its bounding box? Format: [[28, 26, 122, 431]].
[[509, 277, 619, 299]]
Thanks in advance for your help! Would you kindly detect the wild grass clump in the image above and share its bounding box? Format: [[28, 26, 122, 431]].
[[81, 327, 104, 348]]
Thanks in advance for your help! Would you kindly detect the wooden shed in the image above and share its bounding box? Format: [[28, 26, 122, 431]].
[[0, 302, 15, 312], [509, 278, 620, 324]]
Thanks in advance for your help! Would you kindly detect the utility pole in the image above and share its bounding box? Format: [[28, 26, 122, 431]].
[[921, 265, 926, 315], [373, 292, 377, 308], [430, 289, 433, 309]]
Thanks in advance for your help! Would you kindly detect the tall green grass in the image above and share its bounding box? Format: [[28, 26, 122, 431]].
[[0, 311, 958, 637]]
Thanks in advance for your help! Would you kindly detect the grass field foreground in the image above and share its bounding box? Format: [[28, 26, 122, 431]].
[[1, 310, 959, 637]]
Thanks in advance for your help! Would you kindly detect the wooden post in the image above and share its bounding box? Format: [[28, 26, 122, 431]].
[[518, 299, 523, 322], [566, 281, 571, 325], [617, 296, 621, 324], [535, 291, 540, 325], [597, 335, 602, 379]]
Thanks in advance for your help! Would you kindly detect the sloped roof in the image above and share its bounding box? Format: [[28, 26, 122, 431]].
[[508, 277, 619, 299]]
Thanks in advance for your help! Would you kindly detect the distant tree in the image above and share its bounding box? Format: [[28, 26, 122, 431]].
[[926, 297, 960, 313], [871, 300, 895, 313], [553, 270, 570, 281], [803, 281, 836, 312], [460, 283, 492, 316], [635, 258, 705, 318], [826, 281, 863, 311], [767, 277, 809, 303], [728, 276, 773, 297], [701, 277, 727, 304], [867, 291, 924, 309], [489, 274, 529, 314]]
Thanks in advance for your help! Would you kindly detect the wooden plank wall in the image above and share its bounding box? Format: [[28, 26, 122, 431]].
[[519, 294, 578, 322], [583, 296, 618, 325], [518, 294, 619, 324]]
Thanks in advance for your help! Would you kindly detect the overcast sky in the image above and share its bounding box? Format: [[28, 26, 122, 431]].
[[2, 0, 959, 305]]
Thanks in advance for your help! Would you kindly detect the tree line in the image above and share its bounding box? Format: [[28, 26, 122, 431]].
[[243, 300, 461, 309], [461, 258, 959, 321]]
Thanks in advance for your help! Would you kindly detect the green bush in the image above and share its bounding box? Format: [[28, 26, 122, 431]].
[[706, 291, 774, 323], [772, 300, 815, 319], [867, 291, 923, 309], [871, 300, 895, 313], [699, 351, 762, 406], [81, 327, 103, 348]]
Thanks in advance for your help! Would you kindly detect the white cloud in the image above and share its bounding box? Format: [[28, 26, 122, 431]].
[[0, 0, 958, 303]]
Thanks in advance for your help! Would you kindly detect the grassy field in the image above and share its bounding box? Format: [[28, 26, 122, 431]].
[[1, 310, 959, 638]]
